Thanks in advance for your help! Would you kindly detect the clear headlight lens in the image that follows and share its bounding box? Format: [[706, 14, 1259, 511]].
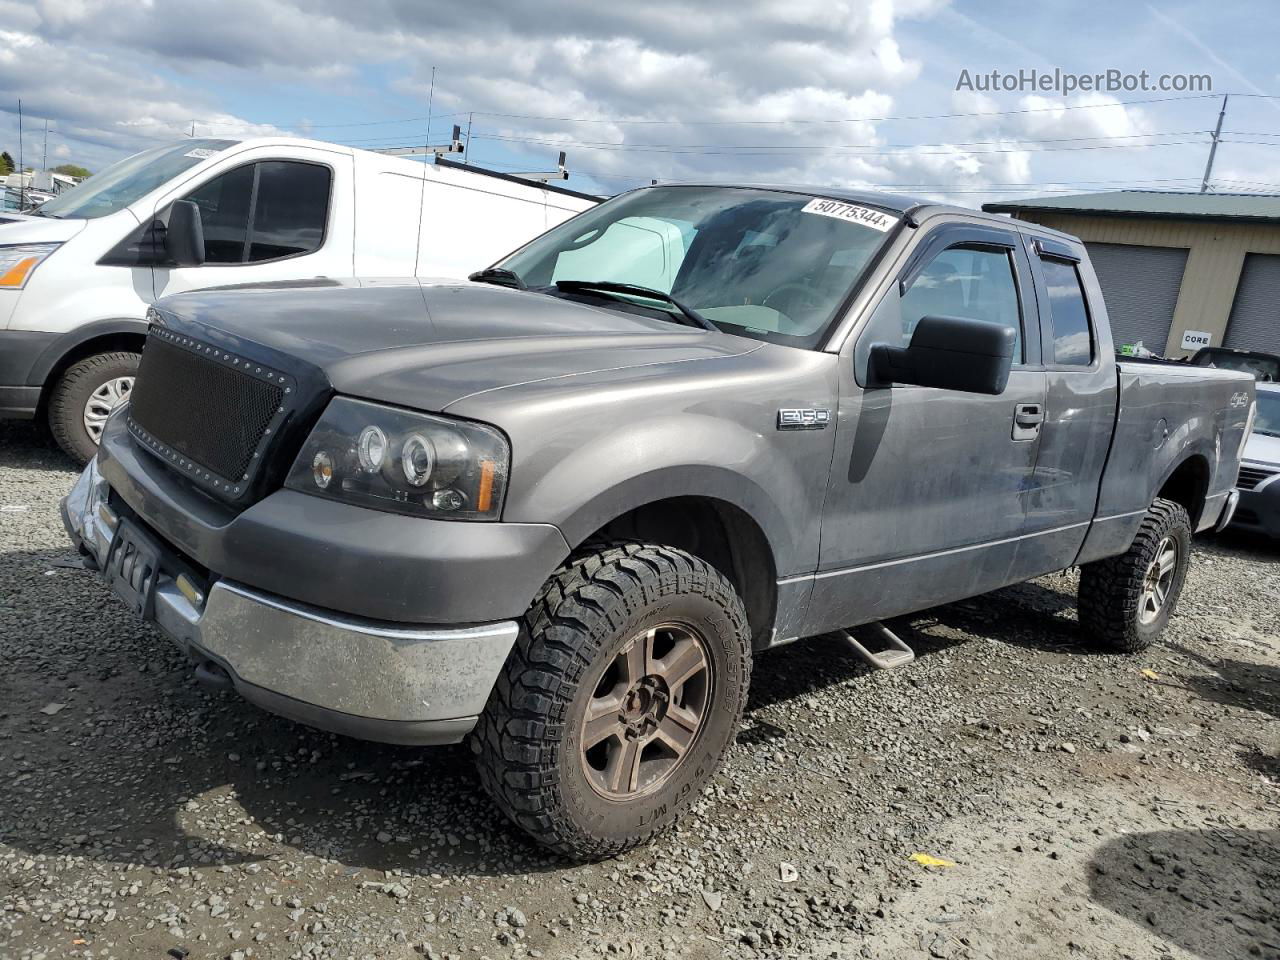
[[285, 397, 510, 521], [0, 243, 61, 288]]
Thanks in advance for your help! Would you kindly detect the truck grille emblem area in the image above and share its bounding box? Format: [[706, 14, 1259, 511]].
[[777, 408, 831, 430], [127, 325, 294, 500]]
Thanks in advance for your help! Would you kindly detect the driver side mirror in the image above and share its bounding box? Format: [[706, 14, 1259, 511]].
[[165, 200, 206, 267], [870, 314, 1016, 395]]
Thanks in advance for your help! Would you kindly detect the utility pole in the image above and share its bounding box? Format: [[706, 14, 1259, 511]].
[[1199, 93, 1228, 194], [42, 118, 48, 172], [464, 112, 473, 164]]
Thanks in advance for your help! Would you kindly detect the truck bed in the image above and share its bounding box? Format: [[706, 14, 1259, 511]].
[[1078, 360, 1254, 564]]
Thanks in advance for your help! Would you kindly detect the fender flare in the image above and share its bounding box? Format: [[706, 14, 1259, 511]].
[[28, 317, 149, 388]]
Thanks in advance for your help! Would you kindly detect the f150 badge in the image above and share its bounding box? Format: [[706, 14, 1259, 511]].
[[777, 408, 831, 430]]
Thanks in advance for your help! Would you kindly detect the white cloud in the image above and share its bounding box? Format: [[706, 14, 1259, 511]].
[[0, 0, 1152, 202]]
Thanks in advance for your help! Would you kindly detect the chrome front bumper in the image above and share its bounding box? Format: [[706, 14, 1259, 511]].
[[62, 458, 519, 744]]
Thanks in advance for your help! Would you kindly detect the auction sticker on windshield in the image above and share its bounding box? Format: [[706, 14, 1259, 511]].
[[801, 198, 898, 232]]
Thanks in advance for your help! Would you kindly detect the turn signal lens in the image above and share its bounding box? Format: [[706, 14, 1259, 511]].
[[312, 450, 334, 489], [0, 243, 60, 288]]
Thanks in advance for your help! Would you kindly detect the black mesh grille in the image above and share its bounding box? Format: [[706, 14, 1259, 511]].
[[130, 335, 285, 484]]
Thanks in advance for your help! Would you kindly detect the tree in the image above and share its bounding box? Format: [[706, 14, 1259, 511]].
[[52, 163, 91, 178], [0, 152, 12, 176]]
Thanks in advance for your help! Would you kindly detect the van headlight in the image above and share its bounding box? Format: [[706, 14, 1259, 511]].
[[285, 397, 510, 520], [0, 243, 60, 288]]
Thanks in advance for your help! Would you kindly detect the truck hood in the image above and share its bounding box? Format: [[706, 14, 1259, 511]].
[[152, 278, 759, 412], [1243, 430, 1280, 467], [0, 212, 88, 244]]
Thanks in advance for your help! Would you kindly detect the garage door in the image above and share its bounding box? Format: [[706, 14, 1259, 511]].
[[1084, 242, 1188, 352], [1224, 253, 1280, 354]]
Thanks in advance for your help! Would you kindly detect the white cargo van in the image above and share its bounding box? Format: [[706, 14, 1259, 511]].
[[0, 137, 599, 460]]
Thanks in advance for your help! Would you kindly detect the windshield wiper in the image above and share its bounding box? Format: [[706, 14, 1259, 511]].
[[468, 267, 526, 290], [554, 279, 718, 332]]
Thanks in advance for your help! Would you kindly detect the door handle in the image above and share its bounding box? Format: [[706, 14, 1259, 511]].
[[1014, 403, 1044, 427], [1012, 402, 1044, 441]]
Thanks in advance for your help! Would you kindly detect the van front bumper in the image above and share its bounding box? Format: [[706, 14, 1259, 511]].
[[61, 457, 520, 744]]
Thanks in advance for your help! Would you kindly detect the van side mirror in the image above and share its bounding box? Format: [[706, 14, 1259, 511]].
[[870, 314, 1016, 395], [165, 200, 206, 266]]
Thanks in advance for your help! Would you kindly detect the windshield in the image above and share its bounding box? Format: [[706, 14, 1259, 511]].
[[498, 186, 899, 348], [35, 139, 236, 220], [1255, 391, 1280, 437]]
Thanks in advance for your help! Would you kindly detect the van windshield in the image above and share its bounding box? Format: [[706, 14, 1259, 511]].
[[35, 139, 236, 220], [498, 185, 899, 349]]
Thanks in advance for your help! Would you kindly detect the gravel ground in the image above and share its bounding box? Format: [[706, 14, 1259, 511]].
[[2, 419, 1278, 960]]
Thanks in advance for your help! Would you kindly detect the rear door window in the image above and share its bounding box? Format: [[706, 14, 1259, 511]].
[[1039, 257, 1094, 365]]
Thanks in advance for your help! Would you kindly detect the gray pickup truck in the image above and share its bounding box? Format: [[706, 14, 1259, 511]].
[[63, 184, 1256, 859]]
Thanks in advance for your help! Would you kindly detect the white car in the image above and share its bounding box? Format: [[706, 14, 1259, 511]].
[[1233, 380, 1280, 538], [0, 137, 597, 461]]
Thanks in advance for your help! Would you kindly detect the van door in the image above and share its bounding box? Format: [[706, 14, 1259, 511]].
[[151, 149, 353, 300], [805, 222, 1047, 635]]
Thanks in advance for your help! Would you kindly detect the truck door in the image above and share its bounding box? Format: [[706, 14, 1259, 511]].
[[1018, 234, 1118, 568], [805, 222, 1047, 636], [151, 147, 354, 300]]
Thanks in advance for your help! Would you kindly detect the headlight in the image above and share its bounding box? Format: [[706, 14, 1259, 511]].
[[285, 397, 510, 521], [0, 243, 61, 289]]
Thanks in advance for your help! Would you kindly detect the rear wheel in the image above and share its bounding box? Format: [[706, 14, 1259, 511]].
[[472, 542, 751, 860], [1078, 497, 1192, 652], [48, 351, 140, 464]]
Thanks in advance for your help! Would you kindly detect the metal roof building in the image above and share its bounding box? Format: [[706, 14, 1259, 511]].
[[983, 190, 1280, 357]]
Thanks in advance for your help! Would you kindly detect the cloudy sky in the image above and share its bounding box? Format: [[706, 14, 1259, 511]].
[[2, 0, 1278, 204]]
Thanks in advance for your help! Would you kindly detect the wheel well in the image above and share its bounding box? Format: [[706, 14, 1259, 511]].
[[586, 497, 777, 649], [36, 332, 146, 418], [1157, 456, 1210, 529]]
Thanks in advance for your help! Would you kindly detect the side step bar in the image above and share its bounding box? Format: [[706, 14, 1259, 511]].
[[838, 622, 916, 670]]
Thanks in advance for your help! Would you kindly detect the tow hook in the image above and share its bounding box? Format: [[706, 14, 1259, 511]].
[[193, 659, 233, 691]]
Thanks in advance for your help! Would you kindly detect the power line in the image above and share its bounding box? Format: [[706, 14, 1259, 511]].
[[380, 137, 1212, 159], [182, 92, 1221, 135], [460, 93, 1220, 126], [462, 129, 1209, 152]]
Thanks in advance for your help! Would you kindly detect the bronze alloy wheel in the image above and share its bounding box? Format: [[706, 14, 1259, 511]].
[[472, 541, 751, 859], [579, 622, 712, 801], [1138, 534, 1179, 625]]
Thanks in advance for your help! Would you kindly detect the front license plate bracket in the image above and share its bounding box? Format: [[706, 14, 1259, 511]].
[[105, 520, 163, 620]]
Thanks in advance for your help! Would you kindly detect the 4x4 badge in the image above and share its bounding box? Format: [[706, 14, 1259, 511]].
[[777, 408, 831, 430]]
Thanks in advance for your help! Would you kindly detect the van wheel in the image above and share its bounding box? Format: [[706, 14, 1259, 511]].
[[471, 542, 751, 860], [48, 351, 140, 464], [1078, 497, 1192, 653]]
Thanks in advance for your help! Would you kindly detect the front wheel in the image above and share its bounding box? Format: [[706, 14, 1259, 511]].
[[47, 351, 140, 464], [1078, 497, 1192, 653], [472, 542, 751, 860]]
